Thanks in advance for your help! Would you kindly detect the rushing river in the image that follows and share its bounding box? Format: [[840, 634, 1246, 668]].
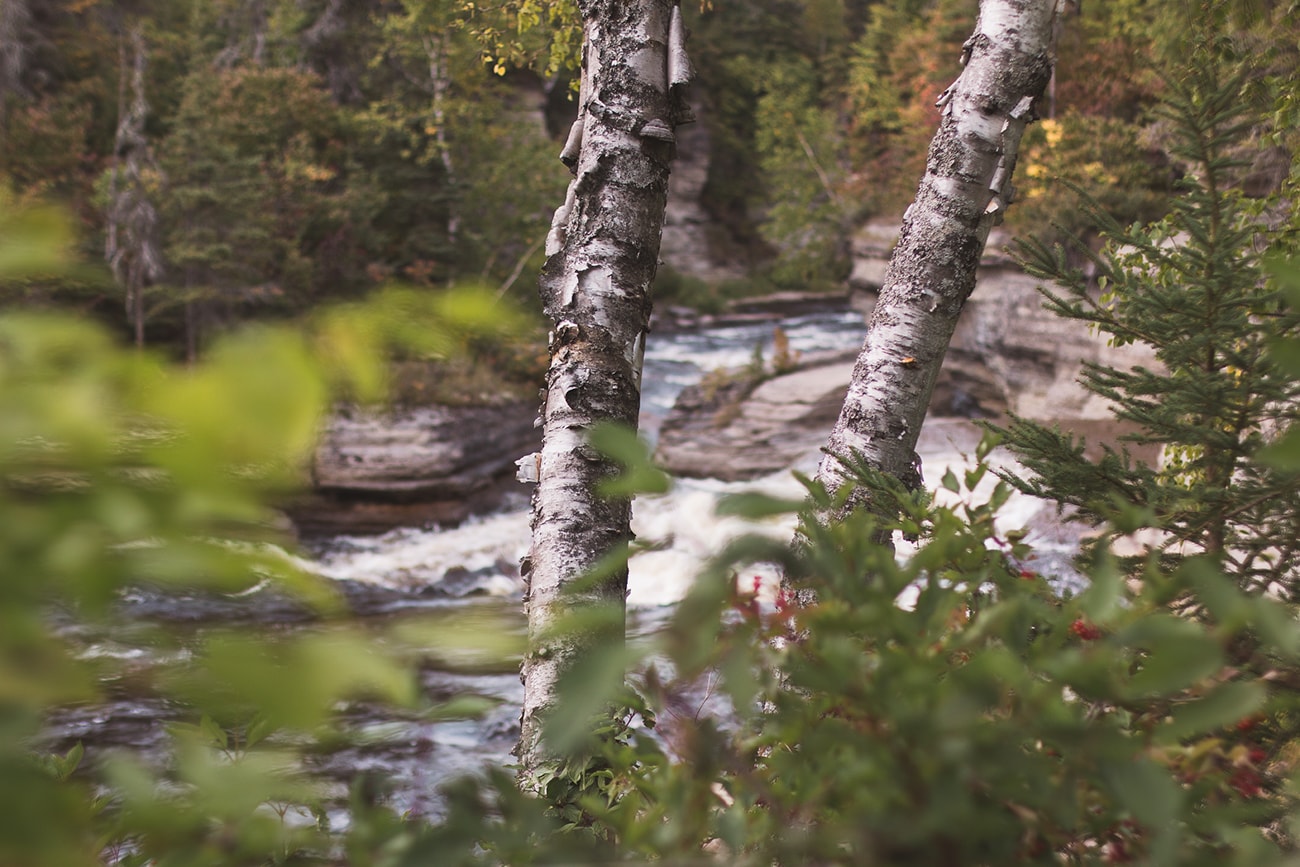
[[45, 306, 1079, 826]]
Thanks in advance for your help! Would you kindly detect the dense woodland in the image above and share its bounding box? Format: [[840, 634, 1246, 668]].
[[5, 0, 1300, 865], [3, 0, 1295, 353]]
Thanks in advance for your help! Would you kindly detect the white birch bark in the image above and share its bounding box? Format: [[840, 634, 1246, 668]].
[[815, 0, 1059, 521], [517, 0, 692, 781], [424, 32, 459, 244], [105, 24, 163, 349]]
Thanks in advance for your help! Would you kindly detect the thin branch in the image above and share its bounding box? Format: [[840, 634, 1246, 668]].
[[496, 233, 545, 299]]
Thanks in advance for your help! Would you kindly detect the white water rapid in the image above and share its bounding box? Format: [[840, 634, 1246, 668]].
[[307, 308, 1080, 609]]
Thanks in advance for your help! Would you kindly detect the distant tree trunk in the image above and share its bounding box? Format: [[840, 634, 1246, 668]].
[[424, 32, 458, 244], [299, 0, 364, 103], [105, 23, 164, 349], [815, 0, 1058, 520], [184, 265, 200, 365], [0, 0, 31, 156], [517, 0, 692, 783], [213, 0, 268, 69]]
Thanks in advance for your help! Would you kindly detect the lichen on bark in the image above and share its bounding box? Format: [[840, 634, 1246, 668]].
[[518, 0, 692, 781], [815, 0, 1058, 524]]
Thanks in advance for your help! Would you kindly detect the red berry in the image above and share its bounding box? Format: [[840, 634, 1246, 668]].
[[1230, 767, 1262, 798], [1070, 618, 1102, 641]]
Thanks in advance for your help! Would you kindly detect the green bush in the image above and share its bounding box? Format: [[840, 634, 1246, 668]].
[[385, 423, 1300, 865]]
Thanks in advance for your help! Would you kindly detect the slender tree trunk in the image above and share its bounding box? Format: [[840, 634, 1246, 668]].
[[106, 23, 163, 349], [0, 0, 31, 160], [424, 32, 459, 244], [213, 0, 268, 68], [184, 267, 198, 366], [517, 0, 692, 782], [815, 0, 1058, 520]]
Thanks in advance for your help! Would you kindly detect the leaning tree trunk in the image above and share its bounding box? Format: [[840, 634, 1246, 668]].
[[516, 0, 692, 782], [815, 0, 1058, 520]]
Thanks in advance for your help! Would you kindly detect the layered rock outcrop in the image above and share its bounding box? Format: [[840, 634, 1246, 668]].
[[288, 402, 539, 536]]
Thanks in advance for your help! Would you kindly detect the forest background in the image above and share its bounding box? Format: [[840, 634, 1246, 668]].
[[10, 0, 1290, 360]]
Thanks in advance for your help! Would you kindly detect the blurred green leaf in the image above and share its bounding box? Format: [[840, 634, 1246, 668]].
[[1101, 758, 1184, 858], [1078, 549, 1125, 623], [1159, 681, 1266, 743], [715, 491, 805, 519], [1257, 425, 1300, 470], [589, 423, 671, 496], [0, 204, 74, 277], [1119, 615, 1224, 699]]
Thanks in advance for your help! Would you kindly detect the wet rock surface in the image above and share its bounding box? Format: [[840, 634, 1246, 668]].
[[289, 402, 539, 537], [656, 218, 1161, 480], [654, 348, 1006, 481]]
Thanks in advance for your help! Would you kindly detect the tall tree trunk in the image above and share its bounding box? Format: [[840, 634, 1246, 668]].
[[517, 0, 692, 783], [815, 0, 1058, 520], [105, 22, 163, 349], [0, 0, 30, 159], [424, 32, 458, 244]]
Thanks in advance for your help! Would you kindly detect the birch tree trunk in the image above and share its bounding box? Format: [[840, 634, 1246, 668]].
[[424, 32, 459, 245], [105, 23, 163, 349], [0, 0, 30, 155], [815, 0, 1058, 520], [516, 0, 692, 781]]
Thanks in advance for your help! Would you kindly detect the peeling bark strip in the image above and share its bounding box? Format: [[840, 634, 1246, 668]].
[[518, 0, 691, 779], [815, 0, 1057, 519]]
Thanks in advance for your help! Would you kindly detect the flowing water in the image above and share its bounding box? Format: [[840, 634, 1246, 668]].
[[45, 306, 1083, 825]]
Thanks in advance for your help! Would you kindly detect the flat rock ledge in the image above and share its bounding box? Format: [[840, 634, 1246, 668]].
[[286, 402, 540, 536], [655, 213, 1165, 483], [655, 349, 1007, 482]]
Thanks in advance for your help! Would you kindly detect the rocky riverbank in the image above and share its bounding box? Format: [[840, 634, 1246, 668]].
[[287, 216, 1162, 535], [653, 218, 1162, 481]]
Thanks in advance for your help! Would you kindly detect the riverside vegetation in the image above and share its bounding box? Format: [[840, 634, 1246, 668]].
[[5, 1, 1300, 865], [7, 60, 1300, 862], [8, 0, 1295, 349]]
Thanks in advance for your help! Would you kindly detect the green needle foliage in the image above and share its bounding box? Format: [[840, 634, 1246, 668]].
[[993, 59, 1300, 597]]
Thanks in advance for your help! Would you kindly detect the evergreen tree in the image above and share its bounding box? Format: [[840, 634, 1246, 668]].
[[994, 61, 1300, 598], [159, 67, 278, 359]]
